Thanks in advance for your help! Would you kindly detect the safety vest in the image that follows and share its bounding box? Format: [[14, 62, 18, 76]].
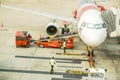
[[50, 59, 56, 66], [63, 41, 66, 47]]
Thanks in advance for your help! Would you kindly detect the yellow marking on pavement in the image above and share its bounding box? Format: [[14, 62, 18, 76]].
[[57, 53, 81, 56], [69, 70, 89, 75]]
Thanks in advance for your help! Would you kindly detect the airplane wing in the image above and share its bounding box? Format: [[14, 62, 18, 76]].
[[0, 4, 77, 24]]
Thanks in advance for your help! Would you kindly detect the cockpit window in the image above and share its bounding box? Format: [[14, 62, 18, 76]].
[[95, 24, 106, 29], [81, 22, 106, 29], [81, 22, 87, 27], [88, 23, 94, 28]]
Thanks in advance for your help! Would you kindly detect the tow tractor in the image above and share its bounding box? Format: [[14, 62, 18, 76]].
[[68, 51, 107, 80], [34, 36, 74, 49], [68, 68, 106, 80], [87, 68, 106, 80]]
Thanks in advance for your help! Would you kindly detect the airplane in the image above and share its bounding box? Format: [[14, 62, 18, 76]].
[[0, 0, 117, 55]]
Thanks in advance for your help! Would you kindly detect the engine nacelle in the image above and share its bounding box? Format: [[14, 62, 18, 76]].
[[46, 22, 59, 36]]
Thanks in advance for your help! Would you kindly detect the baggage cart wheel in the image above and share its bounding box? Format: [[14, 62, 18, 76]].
[[16, 45, 19, 48], [40, 44, 44, 48]]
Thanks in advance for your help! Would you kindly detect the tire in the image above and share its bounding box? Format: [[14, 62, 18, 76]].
[[40, 44, 44, 48], [61, 28, 64, 34], [92, 50, 94, 57], [26, 45, 30, 48], [16, 45, 19, 48], [87, 50, 94, 57]]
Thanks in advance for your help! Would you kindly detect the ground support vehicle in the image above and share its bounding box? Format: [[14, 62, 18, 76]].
[[35, 37, 74, 49], [67, 52, 106, 80], [87, 68, 106, 80], [16, 31, 28, 47]]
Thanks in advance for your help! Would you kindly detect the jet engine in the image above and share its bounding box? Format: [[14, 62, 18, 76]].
[[46, 22, 59, 36]]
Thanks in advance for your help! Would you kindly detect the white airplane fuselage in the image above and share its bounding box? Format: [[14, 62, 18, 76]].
[[77, 3, 107, 48]]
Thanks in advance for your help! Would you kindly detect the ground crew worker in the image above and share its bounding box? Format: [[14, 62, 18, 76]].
[[1, 22, 4, 28], [0, 1, 1, 6], [49, 57, 56, 74], [98, 5, 105, 11], [73, 10, 77, 19], [62, 21, 70, 34], [27, 34, 32, 48], [63, 39, 67, 53]]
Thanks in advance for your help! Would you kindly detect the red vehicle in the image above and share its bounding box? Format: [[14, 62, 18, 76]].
[[35, 37, 73, 49], [16, 31, 28, 47]]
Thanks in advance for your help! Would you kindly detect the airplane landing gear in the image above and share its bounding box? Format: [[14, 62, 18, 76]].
[[88, 50, 94, 57], [61, 28, 70, 34], [86, 46, 94, 57], [89, 53, 95, 68], [86, 46, 95, 68]]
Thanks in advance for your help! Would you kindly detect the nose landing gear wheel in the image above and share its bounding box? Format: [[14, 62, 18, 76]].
[[40, 44, 44, 48], [88, 50, 94, 57]]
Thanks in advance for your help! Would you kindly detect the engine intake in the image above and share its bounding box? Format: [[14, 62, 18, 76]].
[[46, 22, 59, 36]]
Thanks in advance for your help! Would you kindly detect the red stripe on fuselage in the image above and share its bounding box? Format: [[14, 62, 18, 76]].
[[77, 5, 99, 21]]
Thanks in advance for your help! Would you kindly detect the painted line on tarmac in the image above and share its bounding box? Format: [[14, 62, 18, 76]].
[[0, 68, 65, 75], [15, 56, 73, 61], [56, 53, 86, 56], [15, 56, 89, 62], [52, 78, 80, 80], [68, 70, 88, 75]]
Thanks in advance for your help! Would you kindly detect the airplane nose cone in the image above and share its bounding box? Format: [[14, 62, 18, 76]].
[[88, 33, 106, 47], [81, 28, 107, 47], [89, 30, 107, 47]]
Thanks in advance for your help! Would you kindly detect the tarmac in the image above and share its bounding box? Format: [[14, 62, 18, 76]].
[[0, 0, 120, 80]]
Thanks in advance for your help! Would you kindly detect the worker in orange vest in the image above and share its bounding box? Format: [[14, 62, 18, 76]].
[[27, 34, 32, 48], [73, 10, 77, 19], [98, 6, 105, 11], [1, 23, 4, 28]]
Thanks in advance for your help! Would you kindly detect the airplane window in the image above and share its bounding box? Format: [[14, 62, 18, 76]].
[[88, 24, 94, 29], [81, 22, 86, 27], [95, 24, 106, 29], [82, 22, 106, 29], [102, 23, 106, 28], [96, 24, 103, 29]]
